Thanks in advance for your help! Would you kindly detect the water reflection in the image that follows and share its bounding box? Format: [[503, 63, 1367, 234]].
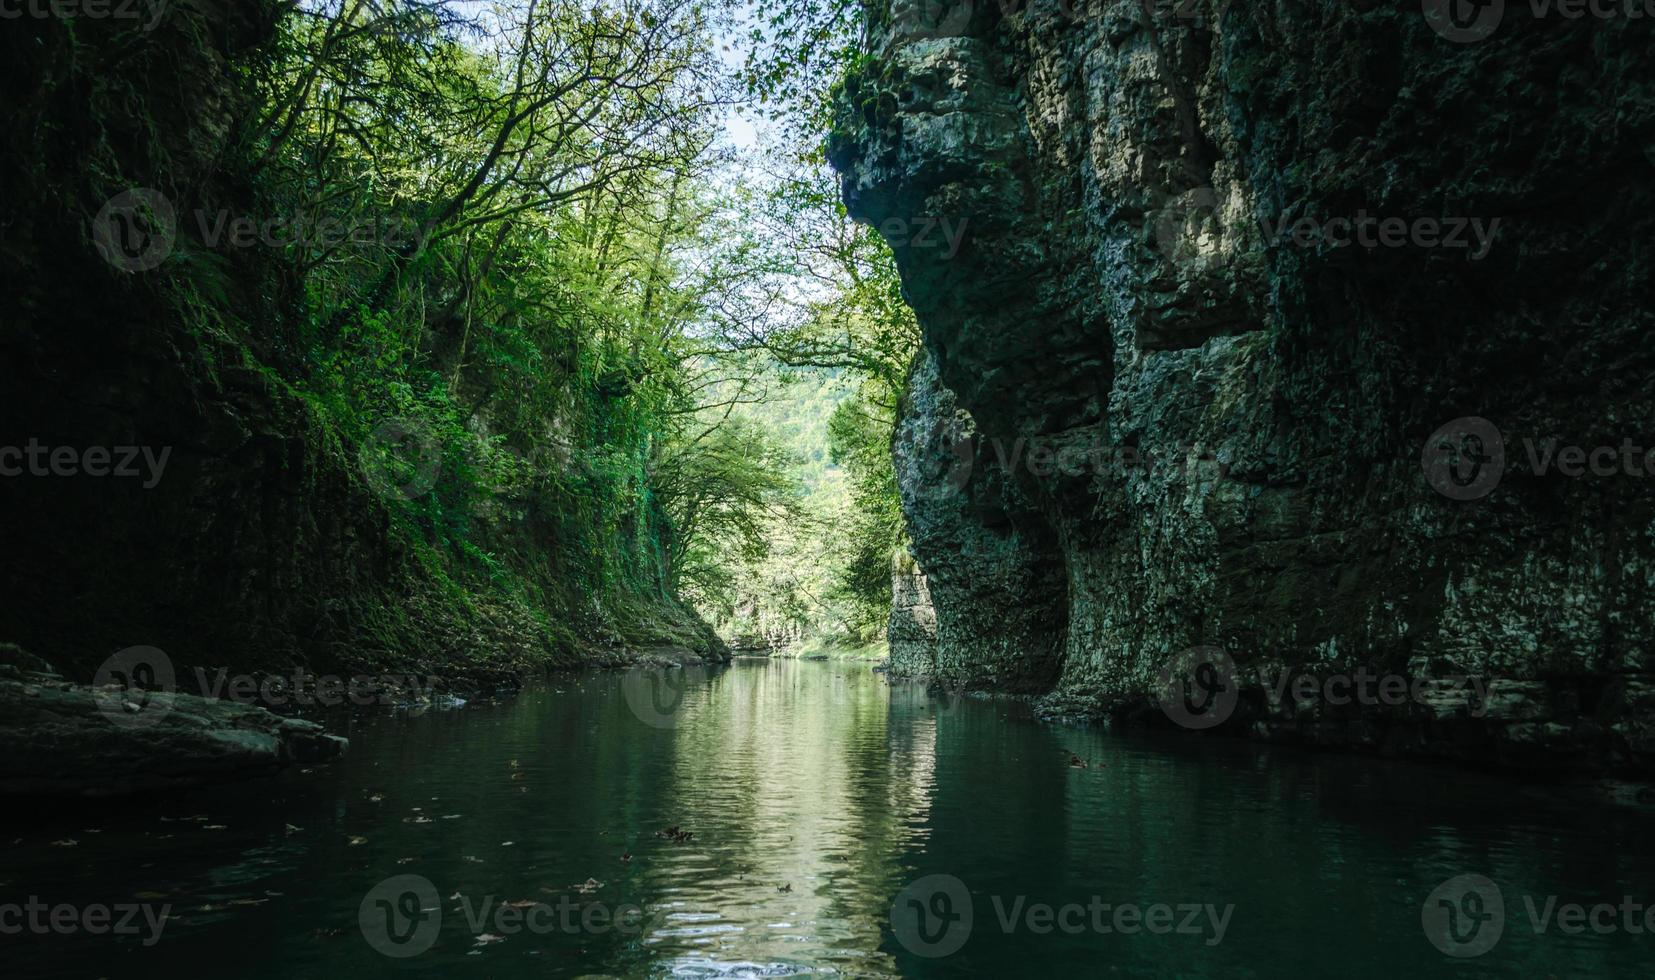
[[2, 659, 1651, 978]]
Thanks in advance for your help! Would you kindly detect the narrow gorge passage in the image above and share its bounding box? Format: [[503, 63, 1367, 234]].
[[2, 1, 1653, 977]]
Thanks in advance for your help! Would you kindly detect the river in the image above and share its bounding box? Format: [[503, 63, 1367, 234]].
[[5, 658, 1652, 977]]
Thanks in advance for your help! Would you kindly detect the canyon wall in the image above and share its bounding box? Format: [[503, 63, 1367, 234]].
[[838, 0, 1655, 773]]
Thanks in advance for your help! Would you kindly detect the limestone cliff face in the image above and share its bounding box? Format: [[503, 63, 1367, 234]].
[[835, 1, 1655, 772], [887, 351, 1066, 691]]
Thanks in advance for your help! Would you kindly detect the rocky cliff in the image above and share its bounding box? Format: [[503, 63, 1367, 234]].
[[837, 0, 1655, 773]]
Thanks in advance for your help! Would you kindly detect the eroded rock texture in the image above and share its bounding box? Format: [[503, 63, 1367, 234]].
[[836, 0, 1655, 772], [888, 351, 1066, 691]]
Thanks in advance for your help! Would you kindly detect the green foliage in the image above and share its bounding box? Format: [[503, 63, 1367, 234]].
[[656, 413, 801, 594], [737, 0, 868, 149], [219, 0, 747, 646]]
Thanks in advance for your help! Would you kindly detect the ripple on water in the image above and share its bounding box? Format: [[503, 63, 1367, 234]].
[[3, 659, 1653, 980]]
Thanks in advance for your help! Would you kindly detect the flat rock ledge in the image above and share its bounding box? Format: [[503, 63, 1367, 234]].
[[0, 660, 347, 799]]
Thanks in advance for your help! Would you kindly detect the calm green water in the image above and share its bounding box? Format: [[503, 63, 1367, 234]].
[[4, 658, 1653, 977]]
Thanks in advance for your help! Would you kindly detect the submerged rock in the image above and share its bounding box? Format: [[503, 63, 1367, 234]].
[[0, 657, 347, 798]]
